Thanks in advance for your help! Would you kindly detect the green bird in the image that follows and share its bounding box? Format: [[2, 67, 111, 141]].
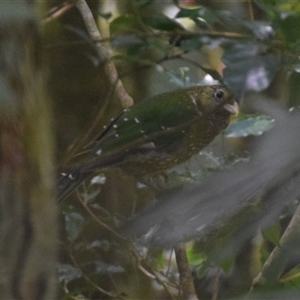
[[57, 85, 238, 203]]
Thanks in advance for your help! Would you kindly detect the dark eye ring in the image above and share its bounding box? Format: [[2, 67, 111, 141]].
[[215, 90, 224, 100]]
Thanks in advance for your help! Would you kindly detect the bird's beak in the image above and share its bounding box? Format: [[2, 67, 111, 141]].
[[224, 101, 239, 116]]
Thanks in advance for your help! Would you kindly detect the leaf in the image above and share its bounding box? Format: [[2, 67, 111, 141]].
[[98, 12, 112, 20], [176, 6, 220, 25], [86, 239, 110, 251], [277, 12, 300, 46], [111, 34, 144, 49], [179, 36, 204, 52], [225, 115, 274, 138], [94, 261, 124, 275], [133, 0, 154, 8], [141, 13, 183, 31], [64, 212, 85, 242], [110, 15, 140, 36], [57, 263, 81, 283], [262, 222, 281, 246]]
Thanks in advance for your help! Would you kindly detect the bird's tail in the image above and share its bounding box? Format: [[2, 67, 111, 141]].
[[56, 152, 127, 203]]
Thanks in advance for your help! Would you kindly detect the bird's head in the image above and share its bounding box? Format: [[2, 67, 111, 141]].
[[198, 85, 239, 117]]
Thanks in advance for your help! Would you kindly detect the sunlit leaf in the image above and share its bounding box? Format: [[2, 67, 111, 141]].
[[225, 115, 274, 137], [176, 6, 220, 25]]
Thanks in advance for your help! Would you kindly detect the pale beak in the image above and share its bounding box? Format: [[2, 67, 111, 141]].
[[224, 101, 239, 116]]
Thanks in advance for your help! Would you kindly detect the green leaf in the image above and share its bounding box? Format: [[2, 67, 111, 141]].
[[64, 212, 85, 242], [225, 115, 274, 138], [176, 6, 220, 25], [277, 12, 300, 46], [262, 222, 281, 246], [98, 11, 112, 20], [179, 36, 204, 52], [111, 34, 144, 49], [133, 0, 154, 8], [57, 263, 81, 283], [141, 14, 183, 31], [110, 15, 140, 36]]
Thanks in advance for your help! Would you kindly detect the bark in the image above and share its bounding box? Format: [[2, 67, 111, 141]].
[[0, 2, 57, 299]]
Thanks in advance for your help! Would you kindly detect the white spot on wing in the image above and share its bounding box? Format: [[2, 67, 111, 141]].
[[68, 174, 75, 180], [113, 124, 118, 128], [134, 117, 140, 123], [96, 149, 102, 155], [123, 117, 128, 121]]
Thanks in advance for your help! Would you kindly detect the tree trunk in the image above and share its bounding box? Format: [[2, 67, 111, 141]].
[[0, 2, 57, 299]]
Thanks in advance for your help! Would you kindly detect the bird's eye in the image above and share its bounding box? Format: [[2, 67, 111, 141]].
[[215, 89, 224, 100]]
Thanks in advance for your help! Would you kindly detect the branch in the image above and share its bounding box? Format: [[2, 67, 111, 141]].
[[76, 0, 133, 109], [174, 243, 198, 300]]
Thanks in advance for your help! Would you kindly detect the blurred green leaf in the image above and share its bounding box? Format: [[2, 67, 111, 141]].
[[98, 12, 112, 20], [277, 12, 300, 46], [111, 34, 144, 49], [262, 222, 281, 246], [57, 263, 81, 283], [225, 115, 274, 138], [133, 0, 154, 8], [179, 36, 204, 52], [64, 211, 85, 242], [110, 15, 140, 36], [142, 13, 183, 31], [94, 261, 124, 275], [176, 6, 220, 25]]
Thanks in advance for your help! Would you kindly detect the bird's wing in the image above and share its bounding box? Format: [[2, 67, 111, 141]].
[[78, 91, 203, 172]]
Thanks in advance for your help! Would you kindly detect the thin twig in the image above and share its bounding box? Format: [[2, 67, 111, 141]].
[[61, 0, 134, 165], [69, 248, 124, 299], [43, 1, 75, 23], [211, 267, 221, 300], [76, 0, 133, 109], [78, 193, 126, 241], [174, 243, 197, 300]]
